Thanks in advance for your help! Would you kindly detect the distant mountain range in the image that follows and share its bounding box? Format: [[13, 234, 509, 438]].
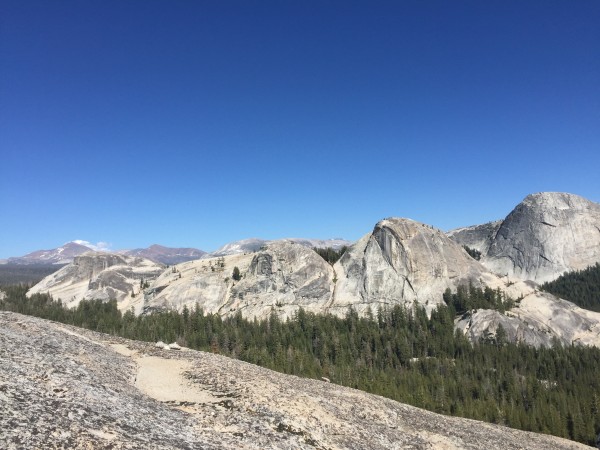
[[2, 242, 206, 266], [3, 238, 352, 266], [4, 242, 93, 265]]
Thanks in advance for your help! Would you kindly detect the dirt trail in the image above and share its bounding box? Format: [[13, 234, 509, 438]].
[[111, 344, 218, 405]]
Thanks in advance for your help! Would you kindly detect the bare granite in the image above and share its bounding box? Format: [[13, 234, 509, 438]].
[[0, 311, 590, 449]]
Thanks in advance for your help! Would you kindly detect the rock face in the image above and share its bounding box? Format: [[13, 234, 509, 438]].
[[208, 237, 351, 258], [145, 220, 491, 319], [208, 238, 268, 257], [331, 218, 489, 315], [450, 274, 600, 348], [0, 311, 589, 450], [449, 192, 600, 283], [27, 252, 164, 311], [446, 192, 600, 347], [446, 220, 502, 254], [146, 241, 335, 320], [485, 192, 600, 283], [125, 244, 206, 265]]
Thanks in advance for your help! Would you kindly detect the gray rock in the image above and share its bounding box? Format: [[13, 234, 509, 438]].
[[454, 281, 600, 348], [446, 220, 502, 255], [456, 309, 555, 347], [125, 244, 206, 265], [450, 192, 600, 283], [27, 252, 164, 311], [485, 192, 600, 282], [147, 241, 335, 320], [0, 311, 589, 450], [331, 218, 489, 315], [207, 237, 351, 258]]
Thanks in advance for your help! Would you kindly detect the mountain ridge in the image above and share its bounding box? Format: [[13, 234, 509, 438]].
[[25, 192, 600, 348]]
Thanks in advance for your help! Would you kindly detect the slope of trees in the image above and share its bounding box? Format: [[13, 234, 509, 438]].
[[0, 264, 64, 285], [1, 284, 599, 446], [463, 246, 481, 261], [541, 263, 600, 312], [313, 246, 348, 265], [443, 284, 514, 314]]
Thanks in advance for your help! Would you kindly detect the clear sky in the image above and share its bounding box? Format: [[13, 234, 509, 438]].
[[1, 1, 599, 257]]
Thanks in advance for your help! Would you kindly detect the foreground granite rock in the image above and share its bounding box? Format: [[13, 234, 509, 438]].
[[0, 312, 589, 449]]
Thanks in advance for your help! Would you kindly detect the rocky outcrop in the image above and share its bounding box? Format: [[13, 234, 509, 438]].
[[449, 192, 600, 283], [331, 218, 489, 315], [453, 276, 600, 347], [446, 220, 502, 254], [0, 311, 589, 450], [208, 238, 268, 257], [456, 308, 555, 347], [446, 192, 600, 347], [146, 241, 335, 320], [125, 244, 206, 265], [27, 252, 164, 311], [485, 192, 600, 283], [208, 237, 351, 258]]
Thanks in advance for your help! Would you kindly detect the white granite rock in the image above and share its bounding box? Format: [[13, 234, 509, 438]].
[[450, 192, 600, 283], [27, 252, 164, 311], [331, 218, 489, 316]]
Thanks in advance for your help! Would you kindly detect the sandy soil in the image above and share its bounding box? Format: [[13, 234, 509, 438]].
[[134, 356, 218, 404], [111, 344, 219, 408]]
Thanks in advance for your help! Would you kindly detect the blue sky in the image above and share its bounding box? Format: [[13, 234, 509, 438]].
[[1, 1, 599, 257]]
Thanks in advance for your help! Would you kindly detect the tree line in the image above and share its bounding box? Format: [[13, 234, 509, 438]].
[[1, 283, 599, 446], [0, 264, 64, 285], [313, 246, 348, 265], [541, 263, 600, 312]]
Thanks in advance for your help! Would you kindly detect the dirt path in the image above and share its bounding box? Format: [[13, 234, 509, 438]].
[[135, 356, 218, 404], [111, 344, 218, 406]]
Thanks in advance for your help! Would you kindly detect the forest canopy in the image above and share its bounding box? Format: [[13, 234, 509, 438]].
[[541, 263, 600, 312]]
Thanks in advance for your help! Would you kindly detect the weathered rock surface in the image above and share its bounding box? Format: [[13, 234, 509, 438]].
[[456, 294, 600, 348], [208, 238, 268, 257], [485, 192, 600, 283], [208, 237, 351, 258], [449, 192, 600, 283], [447, 193, 600, 346], [124, 244, 206, 265], [446, 220, 503, 254], [27, 252, 164, 311], [331, 218, 489, 315], [0, 311, 589, 450], [452, 273, 600, 347], [146, 241, 335, 320]]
